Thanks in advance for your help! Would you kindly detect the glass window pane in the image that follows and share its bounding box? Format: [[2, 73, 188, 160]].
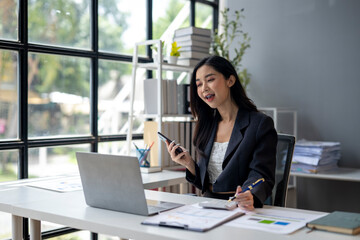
[[98, 234, 121, 240], [28, 144, 90, 178], [0, 149, 19, 182], [98, 141, 127, 155], [45, 230, 90, 239], [98, 0, 146, 55], [28, 53, 90, 138], [0, 50, 18, 140], [195, 3, 213, 30], [0, 213, 11, 239], [153, 0, 190, 53], [98, 60, 146, 135], [0, 0, 18, 40], [28, 0, 90, 49]]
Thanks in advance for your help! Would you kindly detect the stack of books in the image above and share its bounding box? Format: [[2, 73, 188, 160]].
[[290, 140, 341, 173], [143, 79, 190, 115], [173, 27, 211, 67]]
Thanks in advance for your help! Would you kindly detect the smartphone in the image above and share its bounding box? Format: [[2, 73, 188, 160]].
[[157, 132, 183, 155], [199, 200, 238, 210]]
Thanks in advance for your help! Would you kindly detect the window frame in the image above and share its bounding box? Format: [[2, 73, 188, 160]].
[[0, 0, 218, 238]]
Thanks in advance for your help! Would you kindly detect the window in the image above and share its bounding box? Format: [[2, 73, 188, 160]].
[[98, 60, 146, 135], [0, 0, 18, 41], [28, 144, 90, 178], [0, 149, 18, 182], [195, 2, 214, 29], [0, 0, 218, 238], [153, 0, 190, 41], [28, 0, 91, 49], [28, 53, 91, 138], [0, 50, 18, 140], [98, 0, 146, 54]]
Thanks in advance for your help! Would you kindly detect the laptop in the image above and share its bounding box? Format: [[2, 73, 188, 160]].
[[76, 152, 183, 216]]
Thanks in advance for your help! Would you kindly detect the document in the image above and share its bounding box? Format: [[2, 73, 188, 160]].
[[142, 203, 245, 232], [225, 207, 327, 234], [27, 177, 82, 192]]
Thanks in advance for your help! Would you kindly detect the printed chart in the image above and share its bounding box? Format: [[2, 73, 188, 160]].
[[226, 207, 327, 234], [142, 203, 244, 232], [27, 177, 82, 192]]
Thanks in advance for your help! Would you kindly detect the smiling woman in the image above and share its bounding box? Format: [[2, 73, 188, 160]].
[[164, 55, 277, 211], [195, 65, 235, 109]]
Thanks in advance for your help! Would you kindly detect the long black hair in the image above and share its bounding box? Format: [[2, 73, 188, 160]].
[[190, 55, 257, 158]]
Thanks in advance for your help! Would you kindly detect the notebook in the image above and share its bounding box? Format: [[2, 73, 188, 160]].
[[306, 211, 360, 235], [142, 203, 244, 232], [76, 152, 183, 216]]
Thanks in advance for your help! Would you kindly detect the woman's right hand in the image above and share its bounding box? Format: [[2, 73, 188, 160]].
[[166, 141, 195, 175]]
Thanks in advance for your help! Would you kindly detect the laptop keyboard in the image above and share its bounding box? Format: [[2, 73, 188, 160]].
[[148, 205, 167, 213]]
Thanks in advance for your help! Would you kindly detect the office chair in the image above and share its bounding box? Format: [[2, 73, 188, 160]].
[[266, 133, 296, 207], [187, 133, 295, 206]]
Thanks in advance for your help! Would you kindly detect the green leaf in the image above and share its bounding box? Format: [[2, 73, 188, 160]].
[[210, 8, 251, 91]]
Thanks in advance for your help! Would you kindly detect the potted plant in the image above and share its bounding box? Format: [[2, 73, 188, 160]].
[[168, 41, 181, 64], [151, 40, 165, 62], [212, 8, 251, 90]]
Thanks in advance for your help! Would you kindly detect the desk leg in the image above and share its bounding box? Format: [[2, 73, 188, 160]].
[[12, 215, 23, 240], [30, 219, 41, 240]]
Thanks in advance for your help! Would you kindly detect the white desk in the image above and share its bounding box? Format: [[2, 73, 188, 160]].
[[1, 187, 358, 240], [0, 170, 186, 240], [291, 167, 360, 182], [1, 182, 359, 239], [288, 167, 360, 209]]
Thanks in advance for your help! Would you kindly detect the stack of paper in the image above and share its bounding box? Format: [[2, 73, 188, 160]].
[[291, 140, 341, 173], [143, 78, 178, 115], [173, 27, 211, 67]]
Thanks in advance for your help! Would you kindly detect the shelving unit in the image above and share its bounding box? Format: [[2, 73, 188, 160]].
[[126, 39, 193, 168], [258, 107, 297, 138], [258, 107, 298, 207]]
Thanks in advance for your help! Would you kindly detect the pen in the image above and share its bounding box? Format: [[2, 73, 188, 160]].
[[228, 178, 265, 202], [148, 141, 155, 150], [133, 142, 140, 151]]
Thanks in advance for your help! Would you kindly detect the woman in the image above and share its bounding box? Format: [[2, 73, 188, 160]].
[[167, 56, 277, 210]]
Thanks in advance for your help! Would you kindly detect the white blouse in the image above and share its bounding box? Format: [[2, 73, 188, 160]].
[[208, 142, 229, 184]]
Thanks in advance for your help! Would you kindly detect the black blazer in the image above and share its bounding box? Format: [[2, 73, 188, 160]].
[[186, 108, 277, 207]]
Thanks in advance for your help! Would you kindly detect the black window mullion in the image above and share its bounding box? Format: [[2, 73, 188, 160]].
[[190, 0, 195, 26], [18, 0, 28, 180], [213, 0, 219, 33], [18, 49, 28, 180], [91, 0, 99, 152], [91, 0, 98, 53], [91, 58, 98, 153], [18, 1, 30, 240], [146, 0, 153, 79], [146, 0, 153, 55]]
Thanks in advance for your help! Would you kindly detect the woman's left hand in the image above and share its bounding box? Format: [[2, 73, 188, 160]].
[[233, 186, 254, 211]]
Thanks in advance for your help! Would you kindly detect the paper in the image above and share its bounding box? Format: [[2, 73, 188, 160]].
[[291, 140, 341, 173], [225, 207, 327, 234], [27, 177, 82, 192], [142, 203, 244, 232]]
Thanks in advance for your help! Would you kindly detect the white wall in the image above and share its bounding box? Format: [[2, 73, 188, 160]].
[[226, 0, 360, 212]]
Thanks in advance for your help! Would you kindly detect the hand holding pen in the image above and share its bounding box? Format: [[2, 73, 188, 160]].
[[229, 178, 265, 211]]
